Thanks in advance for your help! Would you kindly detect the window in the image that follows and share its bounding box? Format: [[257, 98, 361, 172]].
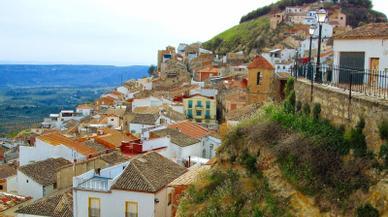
[[125, 201, 138, 217], [188, 100, 193, 108], [196, 110, 202, 116], [26, 179, 29, 183], [205, 110, 211, 119], [168, 193, 172, 205], [88, 197, 100, 217], [206, 101, 211, 109], [0, 185, 3, 190], [187, 109, 193, 119], [256, 72, 262, 85], [196, 101, 202, 107]]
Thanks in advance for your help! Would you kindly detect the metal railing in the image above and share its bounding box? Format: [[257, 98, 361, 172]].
[[292, 63, 388, 99]]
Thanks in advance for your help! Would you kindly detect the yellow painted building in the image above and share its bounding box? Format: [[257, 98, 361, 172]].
[[183, 94, 217, 123], [247, 55, 276, 104]]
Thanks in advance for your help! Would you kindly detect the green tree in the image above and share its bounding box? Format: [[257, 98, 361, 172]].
[[148, 65, 157, 77]]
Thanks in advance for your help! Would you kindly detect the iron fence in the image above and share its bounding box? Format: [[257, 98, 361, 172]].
[[292, 63, 388, 99]]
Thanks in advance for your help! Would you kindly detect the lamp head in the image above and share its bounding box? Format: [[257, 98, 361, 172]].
[[309, 24, 317, 35], [316, 7, 327, 24]]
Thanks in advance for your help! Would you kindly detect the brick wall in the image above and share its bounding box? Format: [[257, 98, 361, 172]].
[[295, 79, 388, 152]]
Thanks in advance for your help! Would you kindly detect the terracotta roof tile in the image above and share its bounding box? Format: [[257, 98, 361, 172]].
[[131, 113, 159, 125], [335, 23, 388, 40], [248, 55, 274, 70], [112, 152, 187, 193], [0, 164, 16, 179], [37, 132, 98, 156], [95, 128, 139, 149], [168, 120, 209, 139], [152, 128, 200, 147], [169, 164, 210, 186], [18, 158, 72, 186], [16, 189, 72, 217]]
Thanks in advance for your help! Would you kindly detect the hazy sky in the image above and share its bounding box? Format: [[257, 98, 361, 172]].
[[0, 0, 387, 66]]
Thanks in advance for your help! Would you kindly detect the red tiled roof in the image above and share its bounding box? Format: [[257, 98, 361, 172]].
[[335, 23, 388, 40], [248, 55, 274, 70], [198, 67, 219, 73], [168, 120, 209, 139], [38, 132, 98, 156]]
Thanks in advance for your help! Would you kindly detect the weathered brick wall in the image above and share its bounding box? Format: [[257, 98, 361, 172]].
[[295, 79, 388, 152]]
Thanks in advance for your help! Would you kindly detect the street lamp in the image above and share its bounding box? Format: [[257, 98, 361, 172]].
[[308, 24, 316, 101], [308, 24, 317, 63], [315, 7, 327, 83]]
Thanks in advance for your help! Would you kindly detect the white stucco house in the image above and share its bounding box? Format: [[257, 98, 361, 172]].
[[76, 104, 94, 117], [0, 164, 17, 194], [19, 132, 97, 166], [131, 96, 165, 111], [72, 152, 187, 217], [333, 23, 388, 85], [129, 113, 161, 136], [17, 158, 71, 199]]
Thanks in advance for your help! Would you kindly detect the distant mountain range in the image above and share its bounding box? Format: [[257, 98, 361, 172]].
[[0, 64, 149, 87]]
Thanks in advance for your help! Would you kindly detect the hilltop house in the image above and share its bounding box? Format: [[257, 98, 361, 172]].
[[195, 67, 219, 81], [333, 23, 388, 84], [17, 158, 71, 199], [129, 113, 161, 136], [182, 94, 217, 125], [19, 132, 99, 166], [72, 152, 187, 217]]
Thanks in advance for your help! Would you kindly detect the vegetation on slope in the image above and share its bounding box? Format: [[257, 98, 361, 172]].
[[203, 17, 294, 55], [179, 78, 381, 216]]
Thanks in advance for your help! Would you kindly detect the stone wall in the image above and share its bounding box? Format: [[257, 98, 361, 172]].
[[295, 79, 388, 152]]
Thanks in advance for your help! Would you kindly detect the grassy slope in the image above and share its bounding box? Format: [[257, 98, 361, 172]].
[[203, 17, 272, 55]]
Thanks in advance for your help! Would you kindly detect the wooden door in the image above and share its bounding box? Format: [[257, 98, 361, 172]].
[[369, 58, 379, 85]]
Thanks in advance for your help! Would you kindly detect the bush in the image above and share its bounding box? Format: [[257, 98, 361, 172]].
[[345, 118, 367, 157], [356, 203, 379, 217], [284, 91, 296, 113], [296, 101, 302, 113], [379, 143, 388, 168], [312, 103, 321, 120], [302, 103, 311, 115], [378, 119, 388, 141]]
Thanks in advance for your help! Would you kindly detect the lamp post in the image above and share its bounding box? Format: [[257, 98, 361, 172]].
[[308, 24, 316, 102], [315, 7, 327, 83]]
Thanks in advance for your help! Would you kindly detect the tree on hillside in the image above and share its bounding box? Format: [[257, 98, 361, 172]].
[[148, 65, 157, 77]]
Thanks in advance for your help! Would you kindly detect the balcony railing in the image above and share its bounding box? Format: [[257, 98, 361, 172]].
[[292, 63, 388, 99]]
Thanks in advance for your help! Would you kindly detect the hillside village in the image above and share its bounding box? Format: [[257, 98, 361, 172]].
[[0, 0, 387, 216]]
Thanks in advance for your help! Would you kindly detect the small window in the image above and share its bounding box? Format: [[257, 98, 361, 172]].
[[196, 101, 202, 107], [0, 185, 3, 190], [111, 118, 114, 121], [88, 197, 100, 217], [205, 110, 211, 119], [125, 201, 138, 217], [256, 72, 262, 85], [206, 101, 211, 109], [187, 109, 193, 119], [168, 193, 172, 205], [26, 179, 29, 183], [196, 110, 202, 116]]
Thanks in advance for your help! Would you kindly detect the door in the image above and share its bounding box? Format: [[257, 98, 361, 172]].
[[369, 58, 379, 86], [339, 52, 365, 84]]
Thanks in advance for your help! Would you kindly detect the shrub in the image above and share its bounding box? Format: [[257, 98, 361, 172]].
[[379, 143, 388, 168], [312, 103, 321, 120], [378, 119, 388, 141], [295, 101, 302, 113], [302, 103, 310, 115], [284, 90, 296, 113], [284, 77, 294, 97], [356, 203, 379, 217], [345, 118, 367, 157]]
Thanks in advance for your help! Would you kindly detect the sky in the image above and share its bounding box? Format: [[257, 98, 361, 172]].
[[0, 0, 387, 66]]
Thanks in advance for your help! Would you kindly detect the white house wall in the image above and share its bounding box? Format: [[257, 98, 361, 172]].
[[19, 139, 86, 166], [17, 171, 44, 199], [6, 175, 17, 193], [73, 189, 156, 217], [333, 39, 388, 83]]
